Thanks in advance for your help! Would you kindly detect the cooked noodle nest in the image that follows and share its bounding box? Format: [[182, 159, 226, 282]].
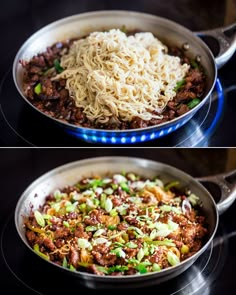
[[54, 29, 189, 123]]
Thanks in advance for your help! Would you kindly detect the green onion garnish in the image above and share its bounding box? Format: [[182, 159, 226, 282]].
[[34, 83, 42, 95]]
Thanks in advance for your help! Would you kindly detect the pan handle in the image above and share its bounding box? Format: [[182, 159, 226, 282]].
[[195, 23, 236, 69], [197, 170, 236, 215]]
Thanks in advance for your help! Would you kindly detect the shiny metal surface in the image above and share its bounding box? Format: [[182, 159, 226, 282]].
[[197, 23, 236, 68], [197, 170, 236, 214], [12, 10, 220, 143], [14, 156, 230, 289]]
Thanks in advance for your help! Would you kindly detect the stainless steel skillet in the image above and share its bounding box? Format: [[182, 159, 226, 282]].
[[12, 11, 236, 144], [14, 156, 236, 289]]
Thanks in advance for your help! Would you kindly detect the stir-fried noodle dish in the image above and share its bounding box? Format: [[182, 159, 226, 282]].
[[24, 172, 208, 276], [21, 28, 206, 129]]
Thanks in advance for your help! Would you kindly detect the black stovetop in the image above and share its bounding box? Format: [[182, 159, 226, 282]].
[[0, 148, 236, 294], [0, 0, 236, 147]]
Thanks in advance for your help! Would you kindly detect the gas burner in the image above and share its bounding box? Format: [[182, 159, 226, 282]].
[[0, 63, 225, 147], [1, 213, 228, 295]]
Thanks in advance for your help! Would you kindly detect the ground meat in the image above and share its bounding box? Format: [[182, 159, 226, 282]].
[[126, 268, 137, 275], [92, 244, 109, 254], [74, 224, 90, 239], [84, 209, 102, 226], [112, 197, 122, 207], [92, 252, 117, 266], [125, 247, 138, 258], [43, 238, 56, 251], [54, 227, 70, 239], [176, 104, 190, 116], [55, 239, 65, 248], [70, 248, 79, 267], [125, 216, 139, 226], [88, 264, 105, 276], [26, 230, 36, 245], [117, 222, 129, 231]]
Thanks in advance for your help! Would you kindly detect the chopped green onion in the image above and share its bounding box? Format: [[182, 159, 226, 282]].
[[96, 265, 109, 274], [54, 59, 64, 73], [94, 237, 108, 244], [90, 179, 103, 187], [155, 229, 172, 237], [66, 202, 78, 213], [149, 244, 157, 255], [111, 183, 118, 190], [164, 181, 180, 191], [113, 242, 124, 247], [127, 173, 136, 181], [108, 225, 117, 230], [42, 214, 52, 220], [135, 262, 151, 274], [34, 83, 42, 95], [34, 210, 45, 227], [78, 262, 90, 268], [120, 182, 130, 193], [69, 264, 76, 271], [168, 220, 179, 231], [93, 198, 100, 207], [187, 98, 201, 109], [146, 239, 176, 247], [190, 60, 199, 69], [152, 263, 161, 272], [154, 178, 164, 187], [54, 190, 62, 201], [43, 67, 54, 76], [105, 198, 113, 213], [110, 208, 118, 217], [33, 244, 49, 260], [150, 229, 157, 240], [100, 194, 107, 209], [159, 205, 172, 212], [128, 226, 144, 237], [79, 203, 86, 212], [174, 79, 186, 92], [108, 265, 128, 273], [120, 25, 127, 33], [137, 248, 145, 261], [93, 228, 105, 237], [62, 257, 68, 268], [104, 188, 114, 195], [167, 251, 180, 266], [85, 226, 97, 232], [159, 205, 181, 215], [63, 221, 70, 228], [127, 258, 139, 264], [126, 241, 138, 248], [111, 247, 126, 258], [77, 238, 91, 249], [188, 194, 200, 206]]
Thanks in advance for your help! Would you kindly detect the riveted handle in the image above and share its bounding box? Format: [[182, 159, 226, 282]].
[[197, 170, 236, 214], [196, 23, 236, 68]]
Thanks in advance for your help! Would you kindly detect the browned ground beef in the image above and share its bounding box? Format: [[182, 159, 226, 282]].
[[21, 36, 206, 130]]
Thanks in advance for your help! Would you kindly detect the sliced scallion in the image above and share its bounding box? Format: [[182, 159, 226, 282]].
[[34, 210, 45, 227], [167, 251, 180, 266], [34, 83, 42, 95]]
